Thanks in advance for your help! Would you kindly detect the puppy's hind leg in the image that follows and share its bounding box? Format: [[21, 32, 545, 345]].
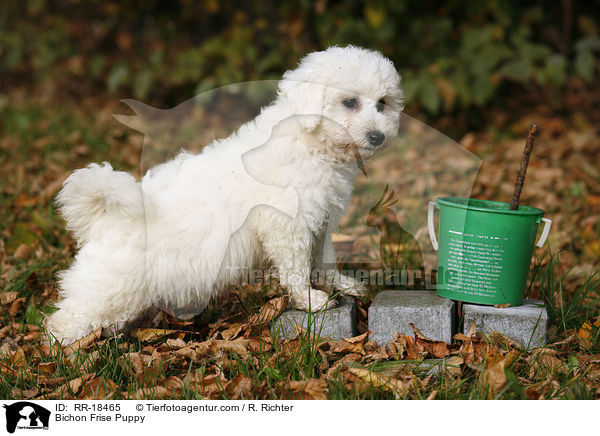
[[45, 243, 150, 344]]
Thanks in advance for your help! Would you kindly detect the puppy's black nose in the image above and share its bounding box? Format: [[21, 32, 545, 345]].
[[367, 130, 385, 147]]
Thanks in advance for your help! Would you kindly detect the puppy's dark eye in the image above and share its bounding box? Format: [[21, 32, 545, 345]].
[[376, 98, 385, 113], [342, 98, 357, 109]]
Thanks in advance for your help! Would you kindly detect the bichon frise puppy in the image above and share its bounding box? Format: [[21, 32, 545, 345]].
[[46, 46, 404, 344]]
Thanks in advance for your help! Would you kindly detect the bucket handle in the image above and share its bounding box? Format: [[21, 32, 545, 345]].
[[536, 217, 552, 248], [428, 201, 439, 251], [428, 202, 551, 250]]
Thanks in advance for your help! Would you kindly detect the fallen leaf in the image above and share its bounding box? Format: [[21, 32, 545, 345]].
[[331, 332, 369, 355], [78, 350, 101, 372], [285, 378, 327, 400], [38, 362, 56, 374], [494, 303, 510, 309], [48, 373, 96, 399], [11, 387, 38, 399], [8, 297, 25, 316], [79, 378, 118, 399], [220, 323, 245, 340], [130, 328, 185, 342], [11, 347, 27, 368], [404, 335, 421, 361], [162, 375, 185, 392], [528, 348, 568, 375], [0, 292, 19, 305], [129, 386, 171, 400], [161, 311, 194, 327], [481, 350, 519, 397], [246, 296, 288, 327], [578, 316, 600, 341], [64, 328, 102, 359], [185, 373, 228, 396], [225, 374, 252, 399], [165, 338, 187, 349], [442, 355, 464, 378], [410, 323, 449, 358], [13, 244, 32, 260], [347, 367, 411, 398], [118, 352, 144, 377]]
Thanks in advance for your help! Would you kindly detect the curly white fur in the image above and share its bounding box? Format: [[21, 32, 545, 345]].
[[46, 46, 403, 344]]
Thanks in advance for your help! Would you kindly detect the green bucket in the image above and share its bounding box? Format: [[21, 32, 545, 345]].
[[428, 197, 552, 306]]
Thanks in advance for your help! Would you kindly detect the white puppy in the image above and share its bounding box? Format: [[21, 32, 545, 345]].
[[46, 46, 404, 344]]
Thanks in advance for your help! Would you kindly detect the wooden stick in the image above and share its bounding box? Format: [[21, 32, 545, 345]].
[[510, 124, 537, 210]]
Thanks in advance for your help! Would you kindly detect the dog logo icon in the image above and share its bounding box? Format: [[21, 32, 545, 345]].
[[2, 402, 50, 433]]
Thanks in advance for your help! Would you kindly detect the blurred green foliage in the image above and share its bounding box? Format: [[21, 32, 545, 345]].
[[0, 0, 598, 117]]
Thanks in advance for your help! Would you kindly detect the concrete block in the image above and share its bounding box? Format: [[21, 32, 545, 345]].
[[368, 291, 455, 346], [271, 297, 357, 341], [463, 300, 548, 349]]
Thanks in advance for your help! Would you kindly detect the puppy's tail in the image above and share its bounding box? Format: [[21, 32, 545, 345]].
[[56, 163, 144, 244]]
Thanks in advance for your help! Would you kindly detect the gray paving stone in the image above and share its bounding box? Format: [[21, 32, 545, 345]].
[[368, 291, 455, 346], [271, 297, 357, 341], [463, 300, 548, 349]]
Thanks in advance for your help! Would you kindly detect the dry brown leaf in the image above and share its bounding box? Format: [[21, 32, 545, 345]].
[[494, 303, 510, 309], [23, 331, 40, 341], [246, 296, 288, 327], [215, 339, 250, 356], [220, 323, 245, 340], [79, 378, 118, 399], [38, 362, 56, 374], [410, 323, 449, 358], [331, 332, 369, 354], [404, 335, 420, 361], [347, 367, 411, 398], [161, 311, 195, 327], [162, 375, 185, 392], [0, 326, 10, 340], [48, 373, 96, 399], [0, 291, 19, 305], [528, 348, 568, 375], [78, 350, 101, 372], [129, 386, 171, 400], [130, 328, 184, 342], [186, 373, 229, 395], [175, 339, 250, 361], [365, 345, 389, 362], [13, 244, 32, 260], [248, 337, 273, 353], [10, 347, 27, 368], [481, 350, 519, 397], [118, 352, 144, 377], [64, 328, 102, 359], [286, 378, 327, 400], [578, 316, 600, 341], [8, 297, 25, 316], [225, 374, 253, 399], [11, 387, 38, 399], [37, 376, 66, 386], [165, 338, 187, 349]]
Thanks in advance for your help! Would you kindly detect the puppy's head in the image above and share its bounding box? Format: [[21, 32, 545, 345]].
[[278, 46, 403, 161]]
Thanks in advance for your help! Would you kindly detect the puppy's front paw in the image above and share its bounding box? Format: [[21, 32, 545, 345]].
[[292, 288, 337, 312], [332, 273, 368, 297]]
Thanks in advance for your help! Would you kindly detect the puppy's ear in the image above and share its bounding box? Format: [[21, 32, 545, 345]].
[[277, 79, 326, 132]]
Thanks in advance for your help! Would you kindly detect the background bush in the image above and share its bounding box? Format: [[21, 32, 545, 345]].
[[1, 0, 598, 121]]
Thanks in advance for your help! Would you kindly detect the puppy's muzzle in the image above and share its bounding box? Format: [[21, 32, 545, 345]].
[[367, 130, 385, 147]]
